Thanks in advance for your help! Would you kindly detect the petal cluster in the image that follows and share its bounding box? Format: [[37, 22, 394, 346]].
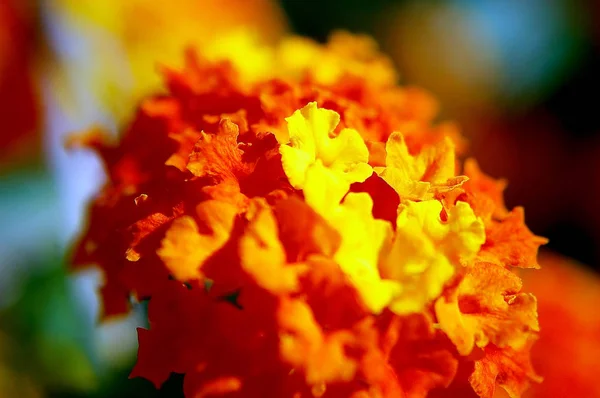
[[72, 32, 545, 398]]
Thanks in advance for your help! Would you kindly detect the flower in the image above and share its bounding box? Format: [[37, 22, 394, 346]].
[[72, 32, 544, 397], [519, 252, 600, 398]]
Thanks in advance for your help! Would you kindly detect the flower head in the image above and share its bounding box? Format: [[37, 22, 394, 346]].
[[72, 32, 544, 398]]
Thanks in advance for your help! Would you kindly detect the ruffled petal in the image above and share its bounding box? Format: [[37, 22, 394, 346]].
[[280, 102, 372, 189], [157, 200, 237, 281], [435, 261, 538, 356], [381, 200, 485, 315]]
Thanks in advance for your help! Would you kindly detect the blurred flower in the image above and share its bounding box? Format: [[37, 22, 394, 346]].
[[43, 0, 287, 124], [520, 252, 600, 398], [0, 0, 39, 166], [71, 32, 544, 397]]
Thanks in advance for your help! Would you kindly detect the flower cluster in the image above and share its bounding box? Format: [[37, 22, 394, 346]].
[[71, 32, 546, 397]]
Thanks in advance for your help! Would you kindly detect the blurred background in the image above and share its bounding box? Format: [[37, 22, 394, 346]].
[[0, 0, 598, 396]]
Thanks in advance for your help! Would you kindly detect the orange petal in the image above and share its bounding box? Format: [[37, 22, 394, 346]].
[[187, 119, 250, 181], [469, 341, 541, 398], [479, 208, 547, 269], [436, 262, 538, 356], [157, 200, 237, 281]]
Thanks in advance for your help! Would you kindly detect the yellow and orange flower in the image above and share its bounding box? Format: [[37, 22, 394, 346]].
[[71, 32, 546, 397]]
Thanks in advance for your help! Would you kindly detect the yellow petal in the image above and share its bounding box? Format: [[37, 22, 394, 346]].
[[239, 200, 307, 293], [332, 192, 399, 313], [303, 161, 350, 216], [279, 144, 316, 189], [379, 132, 460, 201], [278, 298, 358, 386], [302, 162, 398, 313], [157, 200, 236, 281], [444, 201, 488, 261], [379, 166, 431, 200], [280, 102, 372, 189], [381, 200, 485, 314]]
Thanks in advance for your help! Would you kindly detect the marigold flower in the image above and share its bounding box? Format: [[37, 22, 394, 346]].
[[72, 32, 545, 397]]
